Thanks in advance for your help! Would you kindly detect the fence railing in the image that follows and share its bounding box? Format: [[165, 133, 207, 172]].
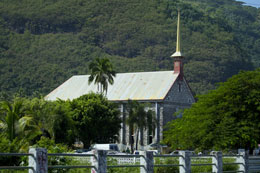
[[0, 152, 34, 171], [249, 156, 260, 172], [0, 148, 257, 173]]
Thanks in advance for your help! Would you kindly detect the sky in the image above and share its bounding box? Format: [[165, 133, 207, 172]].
[[236, 0, 260, 8]]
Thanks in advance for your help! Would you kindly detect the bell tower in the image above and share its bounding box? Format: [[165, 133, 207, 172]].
[[171, 11, 184, 80]]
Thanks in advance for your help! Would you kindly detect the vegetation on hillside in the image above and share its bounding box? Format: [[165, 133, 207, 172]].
[[164, 68, 260, 151], [0, 0, 259, 97]]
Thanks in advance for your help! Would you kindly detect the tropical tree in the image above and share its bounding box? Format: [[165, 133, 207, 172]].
[[0, 100, 23, 142], [0, 99, 41, 146], [164, 69, 260, 151], [146, 109, 157, 144], [88, 58, 116, 94], [70, 93, 121, 149], [126, 100, 156, 152], [25, 98, 76, 146]]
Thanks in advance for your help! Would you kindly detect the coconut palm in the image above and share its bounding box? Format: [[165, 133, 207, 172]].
[[88, 58, 116, 94]]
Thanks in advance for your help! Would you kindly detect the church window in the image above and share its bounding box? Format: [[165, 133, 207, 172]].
[[178, 83, 182, 92]]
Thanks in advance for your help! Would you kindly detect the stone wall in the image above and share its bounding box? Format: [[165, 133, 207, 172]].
[[163, 77, 195, 126]]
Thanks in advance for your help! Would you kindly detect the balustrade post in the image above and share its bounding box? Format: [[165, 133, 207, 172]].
[[237, 149, 249, 173], [212, 151, 223, 173], [179, 151, 191, 173], [140, 151, 154, 173], [28, 147, 48, 173]]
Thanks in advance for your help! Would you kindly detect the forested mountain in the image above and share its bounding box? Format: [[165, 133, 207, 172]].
[[0, 0, 259, 97]]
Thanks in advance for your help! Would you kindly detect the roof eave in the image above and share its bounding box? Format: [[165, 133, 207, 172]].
[[110, 99, 164, 103], [162, 73, 180, 101]]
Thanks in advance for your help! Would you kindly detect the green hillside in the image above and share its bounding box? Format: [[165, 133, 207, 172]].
[[0, 0, 259, 97]]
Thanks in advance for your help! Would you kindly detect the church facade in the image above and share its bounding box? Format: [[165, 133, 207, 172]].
[[45, 11, 195, 150], [116, 73, 195, 149]]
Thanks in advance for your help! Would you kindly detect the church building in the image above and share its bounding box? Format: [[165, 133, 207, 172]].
[[45, 11, 195, 150]]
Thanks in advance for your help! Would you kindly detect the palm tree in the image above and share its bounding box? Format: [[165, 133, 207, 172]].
[[126, 100, 156, 152], [88, 58, 116, 94], [0, 100, 24, 141], [146, 109, 157, 144], [0, 100, 40, 143]]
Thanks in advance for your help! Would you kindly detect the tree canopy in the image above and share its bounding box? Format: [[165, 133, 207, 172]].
[[69, 93, 121, 148], [164, 68, 260, 151]]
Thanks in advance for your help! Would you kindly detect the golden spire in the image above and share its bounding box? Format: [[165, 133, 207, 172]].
[[171, 10, 183, 57]]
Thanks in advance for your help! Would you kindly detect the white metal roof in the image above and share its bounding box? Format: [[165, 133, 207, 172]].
[[45, 71, 179, 101]]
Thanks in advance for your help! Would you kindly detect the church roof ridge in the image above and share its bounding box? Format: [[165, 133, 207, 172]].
[[72, 70, 175, 77]]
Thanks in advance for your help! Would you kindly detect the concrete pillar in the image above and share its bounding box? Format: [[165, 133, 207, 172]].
[[140, 151, 154, 173], [159, 107, 163, 142], [92, 150, 107, 173], [29, 148, 48, 173], [237, 149, 249, 173], [179, 151, 191, 173], [212, 151, 223, 173], [155, 102, 160, 144]]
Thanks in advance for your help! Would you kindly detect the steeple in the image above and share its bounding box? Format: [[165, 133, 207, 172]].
[[171, 10, 183, 57], [171, 10, 184, 79]]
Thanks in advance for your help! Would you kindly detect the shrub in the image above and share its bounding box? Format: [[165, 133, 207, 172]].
[[0, 134, 22, 166]]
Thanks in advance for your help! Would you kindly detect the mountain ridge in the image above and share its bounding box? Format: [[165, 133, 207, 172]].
[[0, 0, 259, 97]]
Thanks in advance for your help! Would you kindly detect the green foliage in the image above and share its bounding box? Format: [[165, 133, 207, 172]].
[[34, 136, 72, 173], [0, 0, 258, 96], [154, 157, 179, 173], [34, 136, 69, 153], [0, 134, 22, 166], [25, 98, 76, 146], [88, 57, 116, 93], [0, 93, 122, 155], [191, 158, 212, 173], [126, 100, 156, 152], [154, 157, 238, 172], [223, 158, 239, 172], [107, 158, 140, 173], [70, 93, 121, 148], [0, 98, 41, 147], [164, 68, 260, 151]]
